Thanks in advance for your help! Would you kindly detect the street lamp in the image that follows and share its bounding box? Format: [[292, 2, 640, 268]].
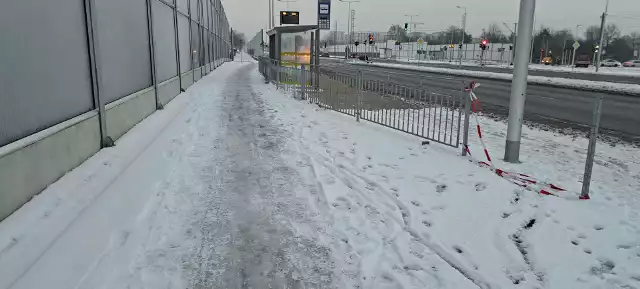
[[456, 5, 467, 66], [339, 0, 360, 53]]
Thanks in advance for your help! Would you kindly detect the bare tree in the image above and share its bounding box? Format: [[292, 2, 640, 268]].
[[232, 31, 246, 49], [387, 24, 408, 42], [485, 23, 507, 43], [603, 24, 621, 47], [584, 25, 600, 43]]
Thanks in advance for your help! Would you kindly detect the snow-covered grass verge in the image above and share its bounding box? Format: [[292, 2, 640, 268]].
[[258, 76, 640, 288], [355, 62, 640, 95], [383, 58, 640, 78]]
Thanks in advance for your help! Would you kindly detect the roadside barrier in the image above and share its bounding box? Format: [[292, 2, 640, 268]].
[[462, 81, 580, 199]]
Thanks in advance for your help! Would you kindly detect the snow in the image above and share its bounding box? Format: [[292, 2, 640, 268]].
[[384, 58, 640, 77], [355, 61, 640, 95], [1, 55, 639, 289]]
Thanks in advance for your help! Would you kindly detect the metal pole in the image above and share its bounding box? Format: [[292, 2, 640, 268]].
[[461, 87, 471, 156], [595, 0, 609, 72], [172, 0, 183, 91], [271, 0, 275, 29], [504, 0, 535, 163], [511, 22, 517, 65], [268, 0, 272, 29], [581, 94, 603, 200], [83, 0, 113, 148], [315, 27, 320, 88], [356, 69, 362, 122], [145, 0, 161, 109], [188, 0, 195, 84]]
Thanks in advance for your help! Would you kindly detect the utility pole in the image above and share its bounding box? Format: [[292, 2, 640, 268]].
[[271, 0, 275, 28], [505, 0, 536, 163], [595, 0, 609, 72], [339, 0, 360, 53], [268, 0, 272, 29], [457, 6, 467, 66], [503, 22, 518, 65]]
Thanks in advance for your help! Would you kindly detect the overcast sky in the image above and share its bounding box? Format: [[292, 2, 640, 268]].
[[222, 0, 640, 40]]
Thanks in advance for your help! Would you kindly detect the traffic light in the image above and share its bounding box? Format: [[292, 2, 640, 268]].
[[594, 45, 600, 53], [459, 44, 463, 49], [355, 41, 360, 47], [480, 39, 488, 50], [449, 44, 455, 49], [509, 45, 513, 50], [404, 23, 408, 31], [368, 34, 374, 45], [324, 42, 327, 48]]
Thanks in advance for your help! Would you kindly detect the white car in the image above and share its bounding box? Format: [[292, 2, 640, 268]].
[[600, 59, 622, 67]]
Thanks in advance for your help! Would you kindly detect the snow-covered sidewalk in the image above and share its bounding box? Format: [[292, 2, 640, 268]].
[[354, 61, 640, 95], [1, 57, 639, 289]]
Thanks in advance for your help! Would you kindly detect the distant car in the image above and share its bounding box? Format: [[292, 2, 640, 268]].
[[623, 60, 640, 67], [320, 52, 330, 57], [601, 59, 621, 67], [358, 55, 370, 62], [575, 54, 590, 68], [542, 56, 553, 65]]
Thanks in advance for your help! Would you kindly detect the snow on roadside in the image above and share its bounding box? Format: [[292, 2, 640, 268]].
[[253, 69, 640, 288], [383, 58, 640, 78], [355, 62, 640, 95]]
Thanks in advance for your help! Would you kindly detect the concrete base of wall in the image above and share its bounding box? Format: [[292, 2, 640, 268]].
[[157, 76, 181, 106], [0, 113, 101, 221], [0, 63, 221, 221]]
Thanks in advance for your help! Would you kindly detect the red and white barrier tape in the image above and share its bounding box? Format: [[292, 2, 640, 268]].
[[463, 81, 580, 199]]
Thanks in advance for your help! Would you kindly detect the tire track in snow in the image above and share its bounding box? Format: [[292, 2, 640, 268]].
[[299, 130, 493, 289]]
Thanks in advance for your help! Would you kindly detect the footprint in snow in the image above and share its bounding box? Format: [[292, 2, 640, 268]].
[[474, 182, 487, 191], [436, 184, 447, 193], [411, 201, 421, 207]]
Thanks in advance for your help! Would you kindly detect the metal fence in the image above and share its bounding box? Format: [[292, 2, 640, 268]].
[[326, 39, 515, 66], [0, 0, 232, 147], [258, 58, 471, 149]]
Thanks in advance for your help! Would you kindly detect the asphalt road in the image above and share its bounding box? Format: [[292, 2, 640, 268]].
[[320, 59, 640, 143], [367, 58, 640, 85]]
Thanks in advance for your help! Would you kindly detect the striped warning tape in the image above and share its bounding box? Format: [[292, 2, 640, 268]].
[[463, 81, 582, 199]]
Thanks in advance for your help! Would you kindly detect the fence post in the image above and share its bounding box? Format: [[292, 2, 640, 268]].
[[83, 0, 113, 148], [299, 64, 306, 100], [356, 69, 362, 122], [145, 0, 161, 109], [581, 94, 604, 200], [461, 85, 472, 156]]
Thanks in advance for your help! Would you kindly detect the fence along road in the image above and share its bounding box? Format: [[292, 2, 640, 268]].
[[258, 58, 471, 150], [0, 0, 232, 221], [320, 60, 640, 144]]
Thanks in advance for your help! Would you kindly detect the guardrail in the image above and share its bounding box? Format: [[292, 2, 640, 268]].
[[258, 57, 471, 150]]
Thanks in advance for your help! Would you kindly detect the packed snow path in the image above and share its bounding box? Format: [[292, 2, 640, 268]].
[[1, 59, 639, 289]]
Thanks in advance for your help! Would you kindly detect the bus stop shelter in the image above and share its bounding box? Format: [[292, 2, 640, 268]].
[[266, 24, 320, 86]]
